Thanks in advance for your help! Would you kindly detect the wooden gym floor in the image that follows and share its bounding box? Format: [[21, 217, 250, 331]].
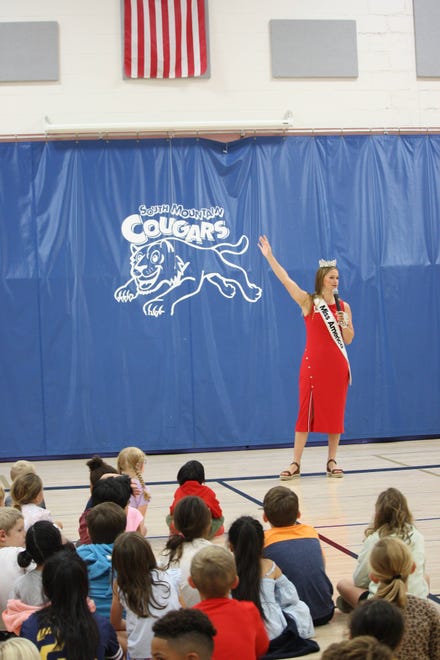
[[1, 438, 439, 658]]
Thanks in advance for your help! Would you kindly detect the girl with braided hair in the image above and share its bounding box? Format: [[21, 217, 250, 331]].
[[117, 446, 151, 518]]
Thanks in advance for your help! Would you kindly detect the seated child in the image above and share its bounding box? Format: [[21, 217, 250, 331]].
[[151, 609, 216, 660], [262, 486, 334, 626], [79, 475, 145, 545], [0, 636, 40, 659], [367, 537, 440, 660], [21, 549, 123, 660], [4, 460, 46, 509], [336, 487, 429, 612], [349, 599, 404, 653], [228, 515, 319, 658], [0, 508, 26, 637], [111, 532, 180, 659], [3, 521, 65, 635], [117, 446, 151, 517], [10, 473, 61, 531], [167, 461, 224, 539], [191, 545, 269, 660], [321, 635, 394, 660], [76, 502, 126, 618], [77, 456, 119, 545], [159, 496, 212, 607]]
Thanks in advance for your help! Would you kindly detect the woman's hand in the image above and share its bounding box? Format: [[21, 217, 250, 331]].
[[258, 235, 272, 259]]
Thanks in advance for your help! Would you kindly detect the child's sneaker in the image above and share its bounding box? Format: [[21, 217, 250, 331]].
[[336, 596, 353, 613]]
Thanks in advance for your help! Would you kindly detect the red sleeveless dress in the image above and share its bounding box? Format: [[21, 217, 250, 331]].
[[295, 300, 350, 434]]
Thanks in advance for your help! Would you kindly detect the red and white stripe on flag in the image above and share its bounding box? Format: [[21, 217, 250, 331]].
[[124, 0, 208, 79]]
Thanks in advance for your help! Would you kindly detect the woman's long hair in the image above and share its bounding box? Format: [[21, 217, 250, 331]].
[[163, 496, 211, 567], [112, 532, 170, 617], [365, 488, 413, 542], [369, 537, 413, 608], [37, 550, 100, 660], [228, 516, 266, 620]]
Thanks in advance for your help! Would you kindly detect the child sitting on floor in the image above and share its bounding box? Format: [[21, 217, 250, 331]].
[[336, 487, 429, 612], [76, 502, 126, 618], [0, 508, 26, 640], [117, 446, 151, 518], [160, 496, 212, 607], [228, 515, 318, 658], [151, 609, 216, 660], [167, 461, 224, 539], [262, 486, 334, 626], [191, 545, 269, 660], [10, 473, 62, 531]]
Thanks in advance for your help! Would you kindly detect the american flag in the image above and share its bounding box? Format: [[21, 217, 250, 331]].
[[124, 0, 208, 79]]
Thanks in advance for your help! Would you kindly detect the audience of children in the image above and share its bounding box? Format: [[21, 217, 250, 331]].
[[160, 495, 212, 607], [2, 452, 437, 659], [0, 637, 40, 660], [151, 609, 216, 660], [349, 599, 404, 653], [367, 536, 440, 660], [262, 485, 335, 626], [76, 502, 127, 618], [336, 487, 429, 612], [167, 461, 224, 539], [228, 515, 319, 658], [0, 508, 26, 639], [117, 446, 151, 517], [10, 473, 61, 531], [110, 531, 180, 660], [21, 549, 123, 660], [191, 545, 270, 660]]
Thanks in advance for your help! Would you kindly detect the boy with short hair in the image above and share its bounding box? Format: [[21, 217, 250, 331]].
[[263, 486, 334, 626], [151, 608, 216, 660], [190, 545, 269, 660], [0, 508, 26, 638], [76, 501, 127, 618]]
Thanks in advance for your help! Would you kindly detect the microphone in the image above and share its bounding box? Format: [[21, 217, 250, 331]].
[[333, 288, 341, 311]]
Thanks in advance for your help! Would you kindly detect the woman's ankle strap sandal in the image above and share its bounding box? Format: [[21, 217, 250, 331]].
[[326, 459, 344, 478], [280, 461, 301, 480]]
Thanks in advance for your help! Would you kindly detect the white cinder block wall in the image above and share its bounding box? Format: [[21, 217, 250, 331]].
[[0, 0, 438, 135]]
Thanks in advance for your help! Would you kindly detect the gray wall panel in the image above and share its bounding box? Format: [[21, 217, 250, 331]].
[[0, 22, 59, 82], [270, 19, 358, 78], [413, 0, 440, 77]]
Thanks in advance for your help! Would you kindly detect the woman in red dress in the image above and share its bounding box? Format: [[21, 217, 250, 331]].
[[258, 235, 354, 479]]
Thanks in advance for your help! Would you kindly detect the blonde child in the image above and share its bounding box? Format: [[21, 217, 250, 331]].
[[10, 473, 62, 531], [117, 447, 151, 517], [190, 545, 269, 660], [0, 637, 40, 659], [336, 487, 428, 611], [369, 537, 440, 660], [0, 508, 26, 636], [4, 461, 46, 509], [110, 532, 179, 660]]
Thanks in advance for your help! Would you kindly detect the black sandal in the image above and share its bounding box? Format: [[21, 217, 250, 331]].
[[326, 459, 344, 478], [280, 461, 301, 480]]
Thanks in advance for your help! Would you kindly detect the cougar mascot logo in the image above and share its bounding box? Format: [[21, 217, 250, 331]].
[[114, 235, 262, 316]]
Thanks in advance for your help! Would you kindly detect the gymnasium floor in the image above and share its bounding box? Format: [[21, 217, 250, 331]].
[[1, 438, 439, 658]]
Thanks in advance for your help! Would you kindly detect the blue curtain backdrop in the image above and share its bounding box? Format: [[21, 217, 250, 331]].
[[1, 135, 439, 459]]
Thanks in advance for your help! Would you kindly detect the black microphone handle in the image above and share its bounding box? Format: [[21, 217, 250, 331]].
[[333, 291, 341, 312]]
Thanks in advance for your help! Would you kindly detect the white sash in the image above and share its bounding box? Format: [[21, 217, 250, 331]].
[[313, 297, 352, 385]]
